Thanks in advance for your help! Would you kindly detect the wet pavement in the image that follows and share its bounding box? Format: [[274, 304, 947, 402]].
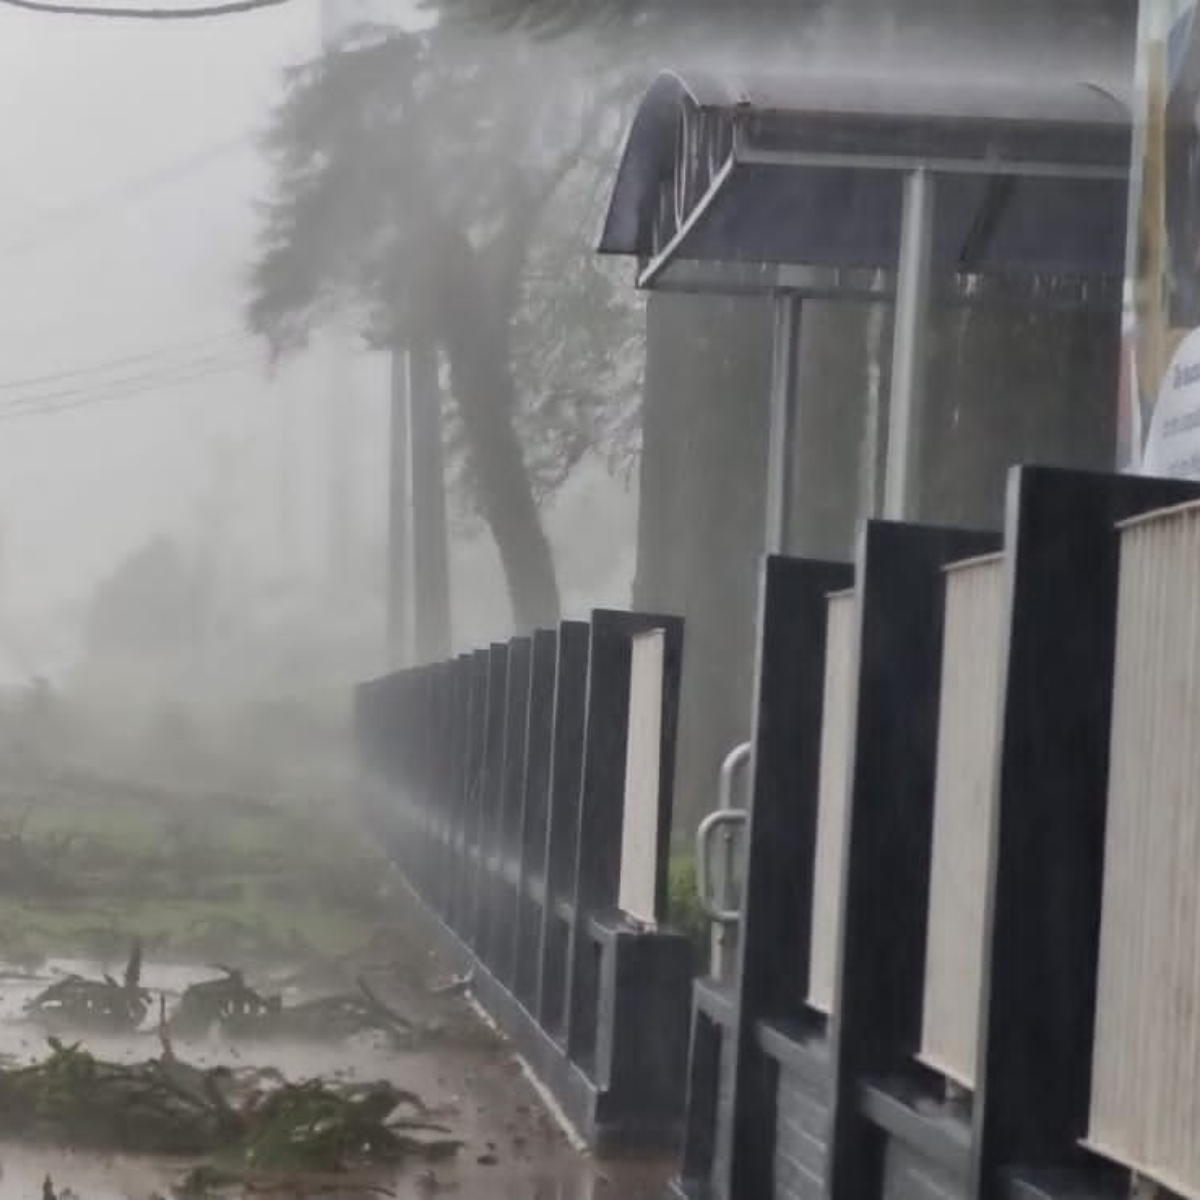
[[0, 959, 674, 1199]]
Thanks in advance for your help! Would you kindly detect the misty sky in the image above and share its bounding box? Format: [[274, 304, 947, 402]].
[[0, 1, 407, 677], [0, 0, 657, 686]]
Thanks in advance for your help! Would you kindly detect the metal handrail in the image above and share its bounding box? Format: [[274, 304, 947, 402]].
[[695, 741, 752, 924]]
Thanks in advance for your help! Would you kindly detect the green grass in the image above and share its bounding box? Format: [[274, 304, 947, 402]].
[[0, 778, 392, 965], [667, 854, 708, 956]]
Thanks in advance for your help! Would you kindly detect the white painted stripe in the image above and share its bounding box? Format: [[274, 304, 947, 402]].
[[808, 591, 857, 1015], [1090, 504, 1200, 1193], [919, 556, 1005, 1090]]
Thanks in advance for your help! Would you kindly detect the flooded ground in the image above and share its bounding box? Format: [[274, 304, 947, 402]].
[[0, 771, 673, 1198], [0, 957, 673, 1200]]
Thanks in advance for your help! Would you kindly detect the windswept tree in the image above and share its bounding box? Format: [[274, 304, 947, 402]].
[[248, 24, 640, 631], [425, 0, 1136, 831]]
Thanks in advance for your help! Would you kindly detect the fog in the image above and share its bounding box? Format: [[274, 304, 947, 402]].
[[0, 1, 1138, 1193], [0, 0, 640, 798], [0, 0, 1129, 767]]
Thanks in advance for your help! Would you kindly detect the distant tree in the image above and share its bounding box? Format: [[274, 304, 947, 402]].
[[248, 24, 640, 631]]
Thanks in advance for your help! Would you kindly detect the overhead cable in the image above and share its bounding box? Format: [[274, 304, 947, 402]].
[[0, 0, 295, 18], [0, 349, 260, 409], [0, 330, 250, 391], [0, 354, 262, 422]]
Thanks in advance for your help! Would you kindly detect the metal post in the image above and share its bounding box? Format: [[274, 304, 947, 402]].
[[765, 294, 802, 554], [410, 336, 451, 661], [326, 333, 354, 589], [275, 391, 295, 572], [386, 346, 411, 669], [883, 167, 935, 520]]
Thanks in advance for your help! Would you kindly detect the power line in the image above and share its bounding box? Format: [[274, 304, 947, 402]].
[[0, 0, 296, 18], [0, 348, 254, 409], [0, 330, 250, 391], [0, 354, 263, 422]]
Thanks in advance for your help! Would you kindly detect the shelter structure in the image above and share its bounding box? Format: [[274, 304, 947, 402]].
[[599, 69, 1130, 548], [599, 76, 1134, 1187]]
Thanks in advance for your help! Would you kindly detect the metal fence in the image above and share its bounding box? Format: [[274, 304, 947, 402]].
[[808, 589, 856, 1017], [1088, 500, 1200, 1198], [674, 465, 1200, 1200], [356, 608, 694, 1152], [919, 553, 1005, 1090], [356, 466, 1200, 1200]]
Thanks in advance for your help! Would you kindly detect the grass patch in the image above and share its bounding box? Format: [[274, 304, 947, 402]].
[[667, 854, 707, 957], [0, 772, 393, 965]]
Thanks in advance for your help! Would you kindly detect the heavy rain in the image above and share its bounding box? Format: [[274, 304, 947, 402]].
[[0, 1, 1171, 1199]]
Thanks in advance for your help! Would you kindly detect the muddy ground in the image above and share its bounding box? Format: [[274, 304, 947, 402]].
[[0, 767, 673, 1199], [0, 953, 672, 1199]]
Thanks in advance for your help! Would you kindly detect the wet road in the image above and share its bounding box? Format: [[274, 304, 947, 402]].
[[0, 960, 673, 1199]]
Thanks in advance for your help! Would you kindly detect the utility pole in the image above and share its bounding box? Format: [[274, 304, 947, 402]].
[[318, 4, 359, 595], [319, 0, 443, 661], [275, 387, 295, 577], [325, 331, 354, 591], [409, 336, 450, 660], [387, 346, 411, 668]]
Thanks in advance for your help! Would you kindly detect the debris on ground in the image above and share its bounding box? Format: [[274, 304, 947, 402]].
[[14, 928, 499, 1057], [0, 768, 530, 1195], [0, 1037, 240, 1154], [169, 969, 415, 1047], [428, 970, 473, 999], [238, 1078, 457, 1171], [234, 976, 414, 1046], [0, 1038, 460, 1189], [167, 967, 282, 1039], [24, 942, 150, 1034]]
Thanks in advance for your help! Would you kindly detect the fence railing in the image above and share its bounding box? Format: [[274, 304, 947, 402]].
[[807, 588, 856, 1016], [671, 466, 1200, 1200], [1088, 499, 1200, 1198], [357, 466, 1200, 1200], [919, 552, 1006, 1090], [355, 608, 693, 1152]]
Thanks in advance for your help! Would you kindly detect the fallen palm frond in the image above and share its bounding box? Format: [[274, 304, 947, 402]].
[[1, 1038, 460, 1186], [24, 941, 150, 1034]]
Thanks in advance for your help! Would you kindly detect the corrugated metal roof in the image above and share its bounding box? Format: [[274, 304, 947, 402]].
[[598, 67, 1131, 288], [652, 68, 1128, 129]]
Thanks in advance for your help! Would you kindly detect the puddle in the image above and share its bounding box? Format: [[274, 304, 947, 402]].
[[0, 960, 673, 1199]]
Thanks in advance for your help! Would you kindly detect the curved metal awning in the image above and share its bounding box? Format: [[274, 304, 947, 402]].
[[599, 68, 1131, 303]]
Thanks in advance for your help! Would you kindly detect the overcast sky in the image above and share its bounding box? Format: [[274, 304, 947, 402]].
[[0, 0, 406, 675]]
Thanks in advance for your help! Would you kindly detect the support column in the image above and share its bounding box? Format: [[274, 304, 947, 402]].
[[386, 346, 410, 669], [883, 167, 935, 521], [765, 294, 802, 554], [410, 336, 451, 661]]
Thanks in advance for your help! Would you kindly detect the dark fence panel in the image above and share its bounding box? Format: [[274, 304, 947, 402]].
[[568, 610, 684, 1076], [826, 522, 999, 1200], [537, 620, 589, 1037], [515, 628, 558, 1009], [355, 609, 692, 1152], [971, 468, 1200, 1200], [707, 554, 853, 1200], [666, 464, 1200, 1200], [358, 466, 1200, 1200]]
